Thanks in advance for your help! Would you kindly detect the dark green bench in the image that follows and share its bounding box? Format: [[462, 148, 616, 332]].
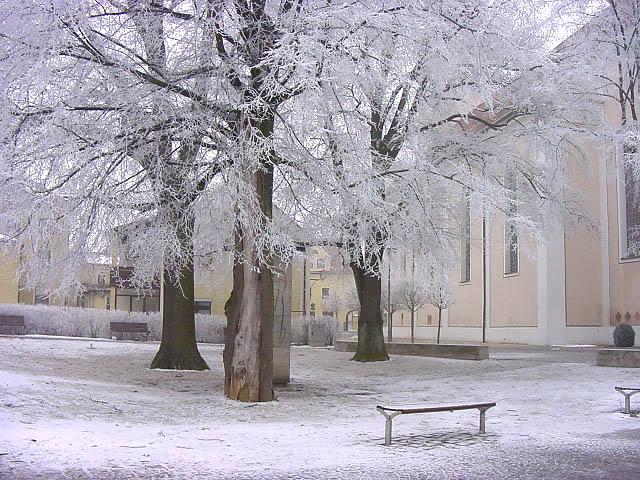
[[110, 322, 149, 341], [0, 315, 25, 335]]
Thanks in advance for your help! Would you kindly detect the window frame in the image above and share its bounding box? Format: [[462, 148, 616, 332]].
[[618, 151, 640, 262], [503, 167, 520, 277], [460, 192, 471, 284], [194, 300, 212, 315]]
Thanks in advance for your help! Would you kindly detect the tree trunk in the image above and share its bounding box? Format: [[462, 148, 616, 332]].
[[387, 263, 393, 342], [351, 264, 389, 362], [225, 168, 274, 402], [437, 308, 442, 344], [410, 308, 415, 343], [224, 225, 243, 396], [150, 258, 209, 370]]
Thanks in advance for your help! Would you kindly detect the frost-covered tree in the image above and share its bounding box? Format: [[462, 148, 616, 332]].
[[210, 0, 335, 402], [0, 0, 336, 396], [0, 0, 235, 370], [423, 263, 455, 345], [395, 279, 429, 344], [289, 0, 598, 362]]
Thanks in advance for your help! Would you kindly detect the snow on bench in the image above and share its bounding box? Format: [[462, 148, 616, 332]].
[[615, 387, 640, 415], [376, 402, 496, 446]]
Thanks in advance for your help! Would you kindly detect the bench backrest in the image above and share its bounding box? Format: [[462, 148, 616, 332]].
[[0, 315, 25, 327], [110, 322, 148, 333]]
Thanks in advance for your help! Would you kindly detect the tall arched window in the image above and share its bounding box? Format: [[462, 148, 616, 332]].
[[504, 167, 519, 275], [460, 192, 471, 283], [622, 162, 640, 259]]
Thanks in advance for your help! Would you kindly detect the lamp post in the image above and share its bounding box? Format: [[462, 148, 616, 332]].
[[387, 258, 393, 343]]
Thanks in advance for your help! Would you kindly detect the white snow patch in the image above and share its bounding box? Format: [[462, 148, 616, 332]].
[[1, 337, 639, 478]]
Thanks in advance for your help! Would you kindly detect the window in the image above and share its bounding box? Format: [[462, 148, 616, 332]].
[[321, 288, 330, 299], [461, 192, 471, 283], [97, 274, 106, 287], [194, 300, 212, 315], [116, 295, 131, 311], [144, 296, 160, 312], [622, 162, 640, 259], [322, 310, 334, 318], [504, 168, 519, 275], [316, 258, 326, 269], [131, 296, 145, 312], [115, 289, 160, 312]]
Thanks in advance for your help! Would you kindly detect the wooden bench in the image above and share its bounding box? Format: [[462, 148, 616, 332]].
[[0, 315, 25, 335], [376, 402, 496, 446], [615, 386, 640, 414], [109, 322, 149, 341]]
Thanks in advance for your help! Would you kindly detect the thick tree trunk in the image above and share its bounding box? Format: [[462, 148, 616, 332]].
[[224, 227, 243, 396], [351, 264, 389, 362], [150, 260, 209, 370], [225, 168, 275, 401], [437, 308, 442, 344], [151, 212, 208, 370]]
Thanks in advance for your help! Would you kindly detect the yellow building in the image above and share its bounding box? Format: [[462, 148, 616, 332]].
[[108, 257, 306, 321], [307, 247, 358, 330], [0, 249, 111, 309]]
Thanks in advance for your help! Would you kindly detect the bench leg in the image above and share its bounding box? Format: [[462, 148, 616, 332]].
[[377, 408, 401, 446], [624, 395, 631, 415], [616, 390, 637, 415], [385, 418, 393, 446], [478, 407, 491, 434]]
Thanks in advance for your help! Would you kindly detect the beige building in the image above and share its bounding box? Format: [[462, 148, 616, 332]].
[[307, 91, 639, 348], [307, 132, 639, 346]]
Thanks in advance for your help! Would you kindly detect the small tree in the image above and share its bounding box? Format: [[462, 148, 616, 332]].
[[425, 268, 455, 345], [395, 279, 430, 343]]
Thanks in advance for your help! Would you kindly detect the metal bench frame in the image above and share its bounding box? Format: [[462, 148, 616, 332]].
[[615, 386, 640, 415], [376, 402, 496, 446]]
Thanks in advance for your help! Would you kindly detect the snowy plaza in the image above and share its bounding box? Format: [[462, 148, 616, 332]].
[[1, 1, 640, 478], [1, 336, 639, 479]]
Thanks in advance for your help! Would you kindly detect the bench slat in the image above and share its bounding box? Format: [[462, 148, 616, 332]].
[[377, 402, 496, 414]]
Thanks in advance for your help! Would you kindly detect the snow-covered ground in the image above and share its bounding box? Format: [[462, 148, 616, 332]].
[[1, 336, 639, 479]]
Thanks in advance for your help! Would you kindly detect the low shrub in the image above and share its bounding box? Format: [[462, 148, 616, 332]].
[[613, 323, 635, 348], [291, 315, 340, 346], [0, 303, 225, 343]]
